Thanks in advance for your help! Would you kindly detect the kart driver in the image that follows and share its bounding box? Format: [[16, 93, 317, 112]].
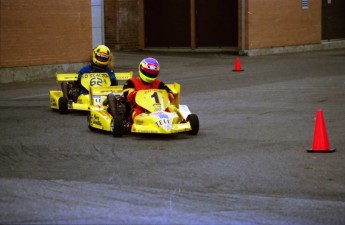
[[77, 44, 118, 94], [123, 57, 175, 121], [61, 45, 118, 103]]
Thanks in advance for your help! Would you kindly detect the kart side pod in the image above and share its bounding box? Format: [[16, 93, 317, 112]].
[[88, 108, 113, 131]]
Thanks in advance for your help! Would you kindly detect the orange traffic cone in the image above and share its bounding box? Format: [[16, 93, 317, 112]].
[[307, 109, 336, 153], [232, 57, 244, 72]]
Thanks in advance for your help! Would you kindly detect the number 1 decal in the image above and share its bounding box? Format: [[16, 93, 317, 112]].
[[151, 92, 159, 103]]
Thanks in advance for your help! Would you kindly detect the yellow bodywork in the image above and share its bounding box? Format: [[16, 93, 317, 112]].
[[131, 88, 192, 134], [88, 82, 195, 136], [89, 107, 113, 131], [49, 72, 133, 112], [131, 112, 192, 134], [88, 85, 124, 131]]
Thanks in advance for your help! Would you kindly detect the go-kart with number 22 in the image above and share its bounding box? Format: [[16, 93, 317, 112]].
[[88, 82, 199, 137], [49, 72, 132, 114]]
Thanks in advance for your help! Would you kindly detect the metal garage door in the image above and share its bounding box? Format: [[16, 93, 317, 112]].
[[196, 0, 238, 47], [144, 0, 190, 47], [322, 0, 345, 40]]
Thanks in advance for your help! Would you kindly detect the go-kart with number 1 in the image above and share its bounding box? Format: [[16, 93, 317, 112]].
[[88, 82, 199, 137]]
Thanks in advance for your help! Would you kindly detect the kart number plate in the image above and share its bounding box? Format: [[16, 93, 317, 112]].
[[93, 96, 102, 105]]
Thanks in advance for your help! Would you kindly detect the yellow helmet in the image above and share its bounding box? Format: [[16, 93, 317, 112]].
[[138, 57, 160, 83], [92, 45, 111, 67]]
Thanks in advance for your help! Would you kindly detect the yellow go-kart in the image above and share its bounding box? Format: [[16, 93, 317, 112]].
[[88, 82, 199, 137], [49, 72, 132, 114]]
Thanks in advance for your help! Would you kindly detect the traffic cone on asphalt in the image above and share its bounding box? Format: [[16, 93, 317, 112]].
[[232, 57, 244, 72], [307, 109, 336, 153]]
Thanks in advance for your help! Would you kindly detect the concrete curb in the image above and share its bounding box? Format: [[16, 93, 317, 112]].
[[245, 40, 345, 56]]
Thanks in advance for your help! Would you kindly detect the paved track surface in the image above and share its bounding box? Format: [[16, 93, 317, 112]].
[[1, 50, 345, 224]]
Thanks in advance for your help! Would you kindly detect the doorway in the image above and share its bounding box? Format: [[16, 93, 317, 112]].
[[322, 0, 345, 40], [143, 0, 238, 48], [144, 0, 190, 47]]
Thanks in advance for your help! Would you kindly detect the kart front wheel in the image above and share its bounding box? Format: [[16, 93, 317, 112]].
[[107, 94, 117, 118], [111, 116, 124, 137], [58, 97, 68, 114], [187, 114, 199, 135]]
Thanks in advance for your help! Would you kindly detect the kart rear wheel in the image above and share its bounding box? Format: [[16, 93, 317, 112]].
[[111, 116, 124, 137], [187, 114, 199, 135], [58, 97, 68, 114]]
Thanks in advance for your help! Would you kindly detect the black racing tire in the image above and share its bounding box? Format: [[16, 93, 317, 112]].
[[187, 114, 199, 135], [61, 82, 69, 99], [107, 94, 117, 118], [111, 116, 124, 137], [58, 97, 68, 114]]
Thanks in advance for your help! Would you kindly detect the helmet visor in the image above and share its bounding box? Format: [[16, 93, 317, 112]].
[[140, 65, 158, 79], [95, 53, 109, 62]]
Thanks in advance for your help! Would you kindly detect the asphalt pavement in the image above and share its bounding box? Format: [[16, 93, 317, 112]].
[[0, 49, 345, 224]]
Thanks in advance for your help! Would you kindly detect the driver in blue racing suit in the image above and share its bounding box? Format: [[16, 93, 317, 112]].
[[77, 44, 118, 94], [61, 45, 118, 102]]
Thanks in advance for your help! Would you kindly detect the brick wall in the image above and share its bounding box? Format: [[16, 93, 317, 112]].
[[105, 0, 139, 51], [246, 0, 321, 49], [105, 0, 322, 51], [0, 0, 92, 68], [104, 0, 117, 50]]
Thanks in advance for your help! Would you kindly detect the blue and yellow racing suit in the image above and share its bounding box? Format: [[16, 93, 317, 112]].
[[77, 63, 118, 94]]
